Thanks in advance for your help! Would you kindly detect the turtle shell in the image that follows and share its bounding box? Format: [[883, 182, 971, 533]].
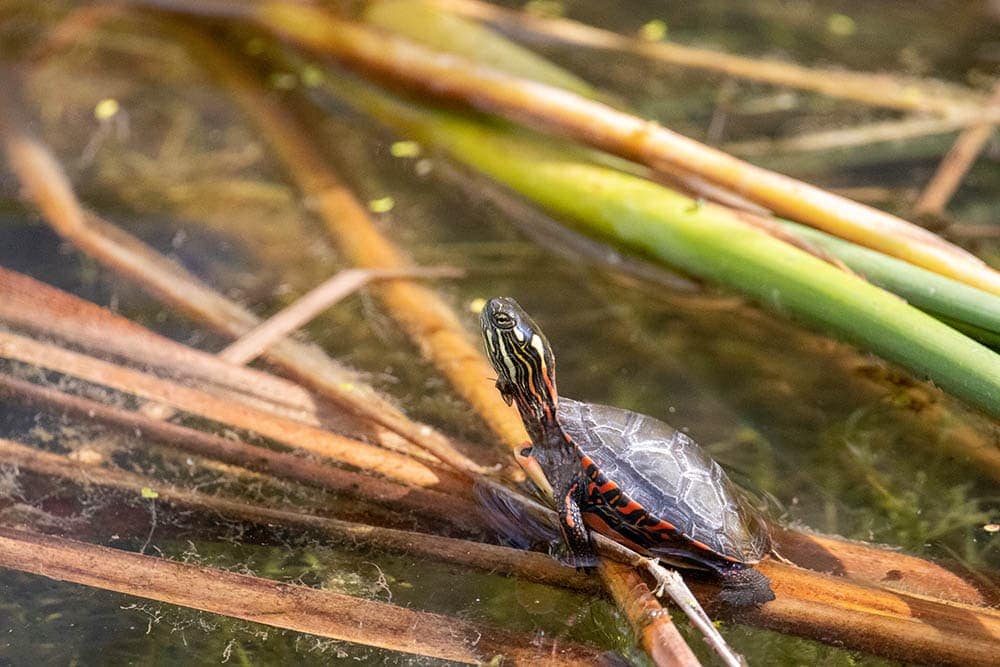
[[558, 397, 770, 565]]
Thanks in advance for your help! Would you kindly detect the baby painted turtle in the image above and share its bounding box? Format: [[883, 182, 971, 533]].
[[481, 296, 775, 606]]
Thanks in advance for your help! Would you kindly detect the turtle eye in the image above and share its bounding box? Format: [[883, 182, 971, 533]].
[[492, 312, 515, 329]]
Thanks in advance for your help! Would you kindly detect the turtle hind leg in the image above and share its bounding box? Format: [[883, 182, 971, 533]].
[[716, 566, 775, 607]]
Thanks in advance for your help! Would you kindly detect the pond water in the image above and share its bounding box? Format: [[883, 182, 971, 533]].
[[0, 0, 997, 665]]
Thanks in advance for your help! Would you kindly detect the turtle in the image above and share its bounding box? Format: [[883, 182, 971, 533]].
[[480, 296, 775, 606]]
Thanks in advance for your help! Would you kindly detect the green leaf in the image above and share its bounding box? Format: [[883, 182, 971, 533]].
[[363, 0, 596, 98]]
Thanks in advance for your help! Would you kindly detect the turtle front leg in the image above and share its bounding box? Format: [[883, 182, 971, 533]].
[[555, 478, 598, 569]]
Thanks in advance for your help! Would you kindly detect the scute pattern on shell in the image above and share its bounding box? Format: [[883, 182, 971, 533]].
[[559, 398, 769, 564]]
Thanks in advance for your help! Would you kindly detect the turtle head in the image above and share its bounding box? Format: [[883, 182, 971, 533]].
[[480, 297, 558, 421]]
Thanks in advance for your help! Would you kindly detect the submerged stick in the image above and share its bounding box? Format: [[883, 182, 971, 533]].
[[914, 82, 1000, 215], [0, 81, 486, 476], [0, 527, 601, 665]]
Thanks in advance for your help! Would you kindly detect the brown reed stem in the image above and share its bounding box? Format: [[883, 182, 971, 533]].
[[598, 560, 701, 667], [0, 525, 600, 664], [0, 374, 477, 531], [0, 437, 589, 592], [0, 267, 436, 462], [0, 329, 467, 494], [0, 268, 319, 418]]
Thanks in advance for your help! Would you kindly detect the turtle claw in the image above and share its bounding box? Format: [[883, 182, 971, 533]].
[[572, 556, 600, 572], [550, 543, 599, 570]]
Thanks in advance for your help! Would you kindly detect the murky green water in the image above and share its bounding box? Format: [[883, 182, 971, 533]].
[[1, 0, 997, 664]]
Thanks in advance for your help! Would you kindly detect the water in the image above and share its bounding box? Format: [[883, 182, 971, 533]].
[[0, 0, 997, 664]]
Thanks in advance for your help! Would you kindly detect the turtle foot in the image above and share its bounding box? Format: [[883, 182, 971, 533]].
[[716, 566, 775, 607], [549, 543, 599, 570], [556, 551, 600, 571]]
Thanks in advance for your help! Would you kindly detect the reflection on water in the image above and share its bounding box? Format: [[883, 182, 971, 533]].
[[0, 0, 997, 664]]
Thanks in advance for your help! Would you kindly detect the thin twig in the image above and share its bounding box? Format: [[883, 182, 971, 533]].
[[725, 109, 1000, 156], [423, 0, 985, 117], [219, 266, 465, 365], [914, 81, 1000, 215]]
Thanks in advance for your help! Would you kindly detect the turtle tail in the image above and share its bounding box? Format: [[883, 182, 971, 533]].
[[716, 566, 775, 607]]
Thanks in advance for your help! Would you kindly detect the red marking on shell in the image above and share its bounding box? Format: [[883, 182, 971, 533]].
[[616, 499, 645, 515], [597, 481, 617, 494], [689, 539, 713, 552], [648, 519, 676, 532]]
